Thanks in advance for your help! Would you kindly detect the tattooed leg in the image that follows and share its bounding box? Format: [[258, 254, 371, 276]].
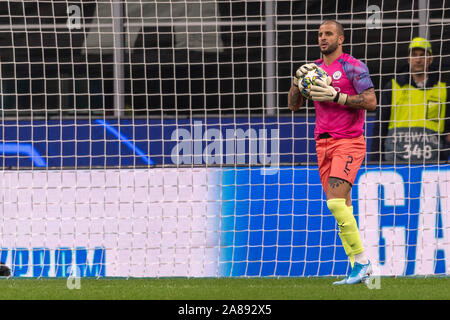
[[327, 177, 352, 205], [326, 177, 364, 261]]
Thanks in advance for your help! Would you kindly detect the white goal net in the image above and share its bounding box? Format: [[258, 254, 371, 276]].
[[0, 0, 449, 278]]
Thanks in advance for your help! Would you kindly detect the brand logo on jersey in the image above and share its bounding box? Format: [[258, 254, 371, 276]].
[[332, 71, 342, 80]]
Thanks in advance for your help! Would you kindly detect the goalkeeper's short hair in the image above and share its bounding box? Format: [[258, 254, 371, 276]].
[[320, 19, 345, 36]]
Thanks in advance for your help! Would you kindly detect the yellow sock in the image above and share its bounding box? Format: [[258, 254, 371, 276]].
[[339, 232, 354, 267], [327, 199, 364, 266], [345, 206, 355, 268]]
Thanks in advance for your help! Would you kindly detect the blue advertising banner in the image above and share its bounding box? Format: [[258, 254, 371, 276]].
[[0, 117, 376, 167], [219, 164, 449, 277]]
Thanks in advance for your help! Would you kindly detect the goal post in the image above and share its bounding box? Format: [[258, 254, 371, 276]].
[[0, 0, 448, 278]]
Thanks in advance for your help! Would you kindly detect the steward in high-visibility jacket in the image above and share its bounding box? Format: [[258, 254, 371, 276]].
[[370, 38, 450, 162]]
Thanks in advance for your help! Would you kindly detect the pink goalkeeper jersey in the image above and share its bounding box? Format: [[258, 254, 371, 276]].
[[313, 53, 374, 140]]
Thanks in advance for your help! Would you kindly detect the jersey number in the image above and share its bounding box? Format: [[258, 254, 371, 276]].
[[344, 156, 353, 175]]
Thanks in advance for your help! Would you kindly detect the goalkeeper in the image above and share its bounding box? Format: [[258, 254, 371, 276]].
[[288, 20, 377, 285]]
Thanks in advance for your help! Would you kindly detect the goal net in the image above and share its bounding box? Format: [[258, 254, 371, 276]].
[[0, 0, 449, 278]]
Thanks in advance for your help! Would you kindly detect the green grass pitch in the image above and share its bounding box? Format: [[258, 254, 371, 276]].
[[0, 277, 449, 300]]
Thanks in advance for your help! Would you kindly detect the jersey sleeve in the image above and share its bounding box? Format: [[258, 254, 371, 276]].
[[344, 60, 374, 94]]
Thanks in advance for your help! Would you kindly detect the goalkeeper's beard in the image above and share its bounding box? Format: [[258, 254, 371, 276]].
[[320, 42, 339, 55]]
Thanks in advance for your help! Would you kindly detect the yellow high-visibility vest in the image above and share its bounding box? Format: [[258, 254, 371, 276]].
[[388, 78, 447, 133]]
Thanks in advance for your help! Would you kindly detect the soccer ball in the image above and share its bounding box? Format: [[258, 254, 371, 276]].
[[298, 66, 329, 99]]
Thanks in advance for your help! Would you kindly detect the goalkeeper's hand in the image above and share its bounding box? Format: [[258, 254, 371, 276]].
[[310, 77, 348, 105], [293, 63, 316, 86]]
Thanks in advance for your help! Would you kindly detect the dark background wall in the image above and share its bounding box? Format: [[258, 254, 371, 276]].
[[0, 0, 448, 117]]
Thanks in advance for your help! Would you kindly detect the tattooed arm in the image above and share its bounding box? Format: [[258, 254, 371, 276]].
[[344, 87, 377, 111], [288, 85, 304, 111], [310, 80, 377, 111]]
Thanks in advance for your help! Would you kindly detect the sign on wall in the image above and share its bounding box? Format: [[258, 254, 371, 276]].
[[0, 165, 448, 277]]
